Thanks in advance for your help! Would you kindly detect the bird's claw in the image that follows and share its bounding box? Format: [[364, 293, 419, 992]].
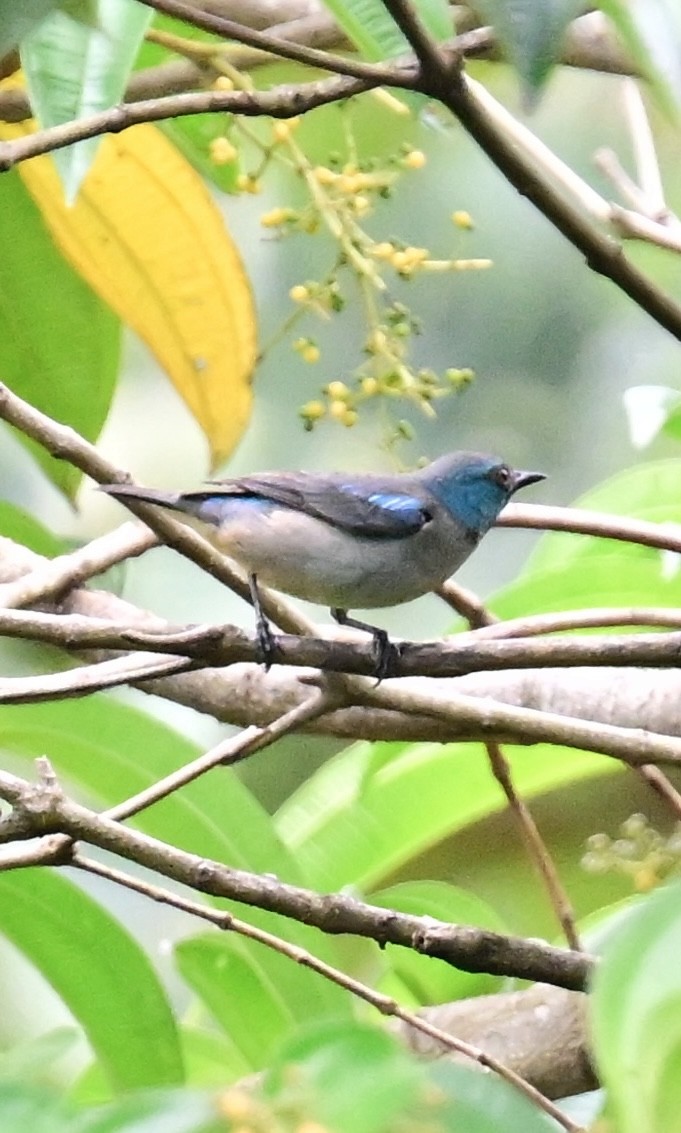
[[256, 614, 277, 671], [372, 629, 400, 684]]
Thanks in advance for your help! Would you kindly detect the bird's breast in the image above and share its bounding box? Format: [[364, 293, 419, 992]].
[[197, 498, 477, 608]]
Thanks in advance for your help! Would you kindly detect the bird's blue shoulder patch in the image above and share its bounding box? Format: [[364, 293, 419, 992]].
[[342, 485, 427, 529]]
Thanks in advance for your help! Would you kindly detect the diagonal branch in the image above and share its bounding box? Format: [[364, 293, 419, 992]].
[[0, 763, 593, 991]]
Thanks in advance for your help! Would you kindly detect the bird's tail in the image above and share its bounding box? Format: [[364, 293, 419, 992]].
[[99, 483, 203, 519]]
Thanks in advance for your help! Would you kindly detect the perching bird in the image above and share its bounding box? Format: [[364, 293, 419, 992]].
[[101, 452, 544, 676]]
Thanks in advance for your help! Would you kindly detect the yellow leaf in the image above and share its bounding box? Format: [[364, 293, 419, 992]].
[[3, 113, 256, 467]]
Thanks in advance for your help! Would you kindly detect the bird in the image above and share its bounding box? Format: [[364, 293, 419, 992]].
[[101, 452, 545, 677]]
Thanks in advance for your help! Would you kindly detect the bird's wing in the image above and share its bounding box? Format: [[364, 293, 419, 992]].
[[205, 472, 431, 538]]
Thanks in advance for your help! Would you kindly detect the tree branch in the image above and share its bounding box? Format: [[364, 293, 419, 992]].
[[0, 763, 593, 992]]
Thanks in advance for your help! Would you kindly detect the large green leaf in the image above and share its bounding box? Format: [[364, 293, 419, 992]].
[[276, 738, 613, 891], [591, 880, 681, 1133], [0, 870, 183, 1092], [177, 935, 305, 1070], [22, 0, 152, 199], [0, 170, 119, 498]]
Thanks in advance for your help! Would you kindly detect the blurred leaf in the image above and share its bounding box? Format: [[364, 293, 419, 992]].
[[0, 1028, 80, 1085], [591, 880, 681, 1133], [0, 168, 119, 498], [0, 1081, 226, 1133], [180, 1025, 251, 1088], [0, 870, 183, 1092], [0, 502, 64, 556], [527, 459, 681, 574], [319, 0, 451, 61], [276, 739, 612, 891], [600, 0, 681, 118], [368, 880, 507, 1002], [0, 0, 58, 57], [77, 1089, 224, 1133], [263, 1020, 560, 1131], [424, 1061, 561, 1131], [623, 384, 681, 449], [21, 0, 151, 198], [265, 1020, 423, 1133], [0, 111, 256, 468], [0, 1082, 76, 1133], [472, 0, 583, 98]]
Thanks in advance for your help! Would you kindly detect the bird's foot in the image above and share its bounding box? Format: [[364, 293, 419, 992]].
[[331, 608, 399, 683], [371, 628, 400, 684], [255, 613, 277, 671]]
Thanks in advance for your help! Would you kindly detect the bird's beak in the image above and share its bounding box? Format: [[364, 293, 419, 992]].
[[511, 470, 546, 493]]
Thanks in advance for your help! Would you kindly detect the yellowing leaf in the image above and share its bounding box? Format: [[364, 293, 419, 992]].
[[3, 114, 255, 467]]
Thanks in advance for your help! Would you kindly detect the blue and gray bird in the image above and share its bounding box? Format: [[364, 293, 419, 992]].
[[102, 452, 544, 675]]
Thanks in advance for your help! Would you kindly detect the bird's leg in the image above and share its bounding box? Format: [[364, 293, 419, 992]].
[[248, 573, 276, 670], [331, 608, 399, 681]]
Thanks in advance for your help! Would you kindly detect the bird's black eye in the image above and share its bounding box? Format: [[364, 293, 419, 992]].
[[491, 465, 511, 489]]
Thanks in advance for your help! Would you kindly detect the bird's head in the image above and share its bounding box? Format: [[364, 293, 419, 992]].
[[422, 452, 545, 536]]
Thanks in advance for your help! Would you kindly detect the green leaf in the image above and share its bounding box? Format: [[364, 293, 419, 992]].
[[180, 1025, 251, 1088], [527, 459, 681, 574], [591, 880, 681, 1133], [0, 870, 183, 1092], [600, 0, 681, 119], [368, 881, 507, 1003], [0, 170, 119, 499], [0, 0, 58, 57], [471, 0, 583, 98], [176, 935, 303, 1069], [276, 739, 613, 892], [489, 556, 681, 623], [319, 0, 451, 61], [21, 0, 152, 199]]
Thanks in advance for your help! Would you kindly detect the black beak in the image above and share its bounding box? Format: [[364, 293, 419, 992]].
[[511, 470, 546, 493]]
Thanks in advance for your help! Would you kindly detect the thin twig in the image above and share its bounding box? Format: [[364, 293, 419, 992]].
[[0, 523, 156, 610], [466, 606, 681, 640], [450, 586, 581, 952], [105, 687, 338, 823], [485, 741, 581, 951], [500, 501, 681, 552], [437, 580, 499, 627], [138, 0, 404, 82]]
